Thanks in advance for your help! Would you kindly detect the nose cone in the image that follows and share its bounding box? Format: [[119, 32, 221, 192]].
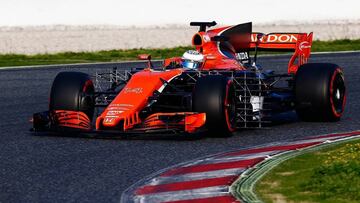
[[102, 110, 124, 127], [102, 117, 118, 126], [96, 68, 184, 131]]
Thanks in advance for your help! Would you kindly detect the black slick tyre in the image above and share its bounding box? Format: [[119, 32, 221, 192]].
[[49, 72, 95, 120], [295, 63, 346, 122], [193, 75, 236, 136]]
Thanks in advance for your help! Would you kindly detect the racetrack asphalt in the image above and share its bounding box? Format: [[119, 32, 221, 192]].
[[0, 52, 359, 202]]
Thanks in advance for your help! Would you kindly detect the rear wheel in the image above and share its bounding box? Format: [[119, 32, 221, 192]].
[[295, 63, 346, 121], [49, 72, 95, 121], [193, 75, 236, 136]]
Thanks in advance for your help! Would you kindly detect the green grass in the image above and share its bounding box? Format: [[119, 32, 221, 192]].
[[0, 46, 191, 67], [312, 39, 360, 52], [256, 139, 360, 203], [0, 39, 359, 67]]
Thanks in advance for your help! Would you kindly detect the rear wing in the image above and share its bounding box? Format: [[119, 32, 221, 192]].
[[219, 28, 313, 74], [250, 32, 312, 51], [249, 32, 313, 73], [193, 22, 314, 74]]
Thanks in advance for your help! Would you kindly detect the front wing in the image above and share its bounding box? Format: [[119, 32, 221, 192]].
[[31, 110, 206, 136]]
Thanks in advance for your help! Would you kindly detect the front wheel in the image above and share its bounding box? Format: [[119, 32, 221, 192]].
[[49, 72, 95, 121], [193, 75, 236, 136], [295, 63, 346, 121]]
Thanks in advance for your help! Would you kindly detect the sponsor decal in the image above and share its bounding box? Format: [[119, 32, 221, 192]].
[[106, 110, 124, 116], [251, 34, 260, 42], [251, 33, 298, 43], [299, 41, 311, 51], [236, 52, 249, 61], [123, 87, 143, 94], [110, 104, 134, 107], [203, 34, 211, 42], [106, 107, 129, 110], [186, 50, 202, 55], [104, 117, 115, 123]]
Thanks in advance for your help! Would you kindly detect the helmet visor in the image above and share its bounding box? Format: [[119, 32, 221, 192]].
[[182, 60, 200, 69]]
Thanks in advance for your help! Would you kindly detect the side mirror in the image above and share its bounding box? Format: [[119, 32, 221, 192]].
[[138, 54, 154, 69], [138, 54, 152, 60]]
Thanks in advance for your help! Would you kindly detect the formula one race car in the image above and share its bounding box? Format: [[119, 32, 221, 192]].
[[32, 21, 346, 136]]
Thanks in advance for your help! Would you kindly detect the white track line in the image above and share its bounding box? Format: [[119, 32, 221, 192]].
[[199, 151, 280, 165], [281, 135, 350, 146], [147, 168, 245, 186]]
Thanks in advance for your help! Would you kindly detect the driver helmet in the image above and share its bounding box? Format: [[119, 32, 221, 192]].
[[181, 50, 204, 69]]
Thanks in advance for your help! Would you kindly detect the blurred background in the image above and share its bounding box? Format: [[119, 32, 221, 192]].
[[0, 0, 359, 54]]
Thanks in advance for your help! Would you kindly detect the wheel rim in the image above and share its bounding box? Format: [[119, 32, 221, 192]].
[[330, 69, 346, 117], [80, 79, 95, 119], [225, 81, 236, 132]]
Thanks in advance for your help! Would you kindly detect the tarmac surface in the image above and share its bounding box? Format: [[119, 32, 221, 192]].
[[0, 52, 359, 202]]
